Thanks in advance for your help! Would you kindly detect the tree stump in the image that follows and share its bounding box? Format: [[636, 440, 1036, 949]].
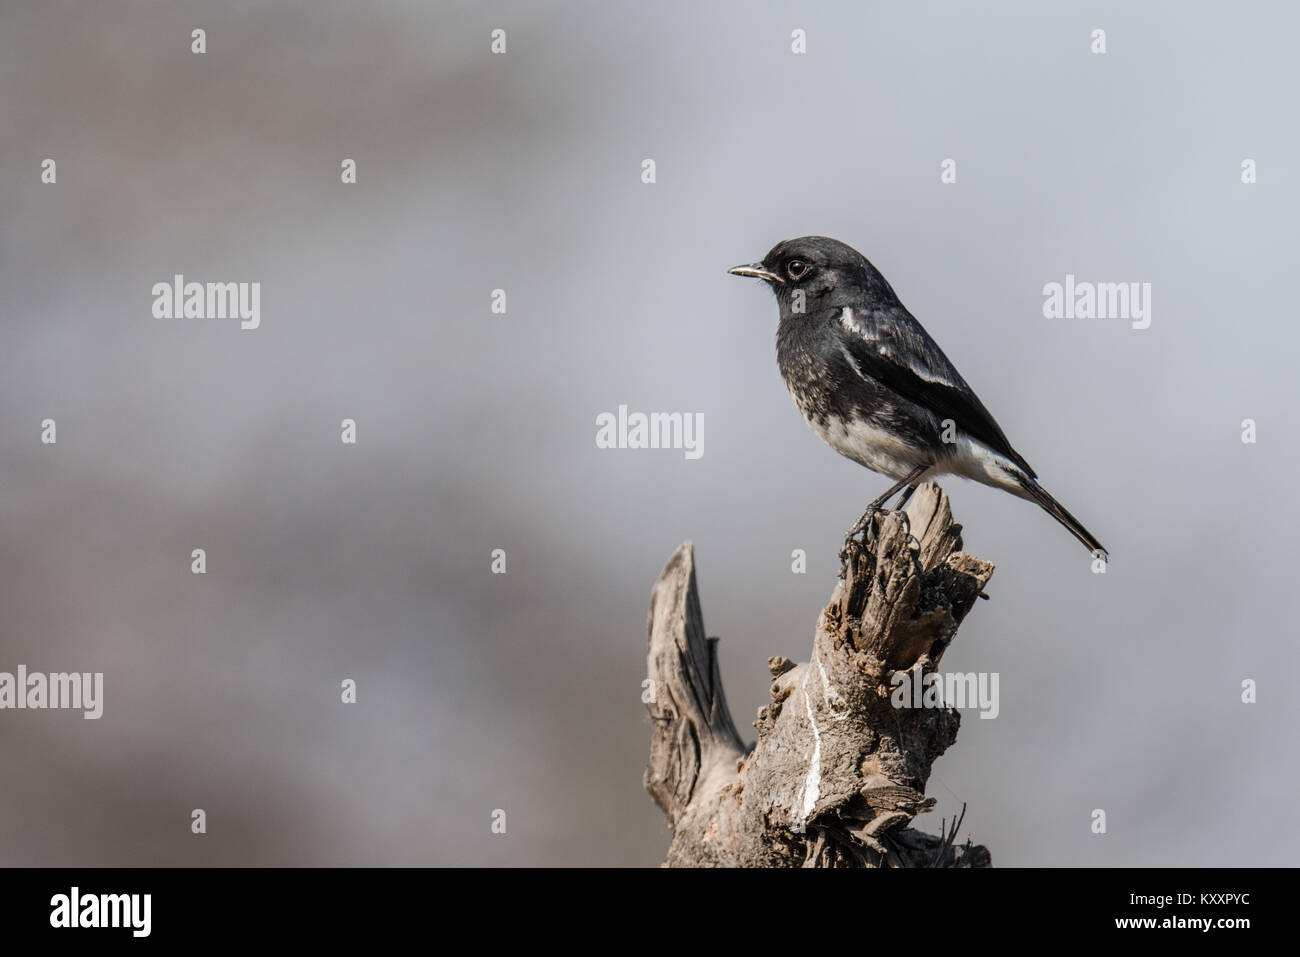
[[644, 482, 995, 867]]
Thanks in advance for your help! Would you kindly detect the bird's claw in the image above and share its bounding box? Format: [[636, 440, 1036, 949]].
[[839, 507, 881, 575], [847, 506, 880, 542]]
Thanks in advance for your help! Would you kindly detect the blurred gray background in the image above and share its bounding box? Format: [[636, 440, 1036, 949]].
[[1, 0, 1296, 866]]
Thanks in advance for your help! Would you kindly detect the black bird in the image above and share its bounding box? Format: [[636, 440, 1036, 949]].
[[729, 236, 1107, 559]]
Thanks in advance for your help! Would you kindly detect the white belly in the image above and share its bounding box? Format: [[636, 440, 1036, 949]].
[[801, 411, 928, 481], [796, 401, 1032, 498]]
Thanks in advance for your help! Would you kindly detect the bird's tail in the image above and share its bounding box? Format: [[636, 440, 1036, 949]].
[[1015, 475, 1108, 560]]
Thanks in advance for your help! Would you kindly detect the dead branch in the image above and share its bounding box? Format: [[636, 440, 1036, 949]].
[[644, 483, 994, 867]]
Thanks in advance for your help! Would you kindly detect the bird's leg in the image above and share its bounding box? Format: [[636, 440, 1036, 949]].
[[894, 483, 919, 511], [840, 466, 930, 573], [846, 465, 930, 542]]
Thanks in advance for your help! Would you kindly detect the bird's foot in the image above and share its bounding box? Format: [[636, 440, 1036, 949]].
[[847, 504, 880, 542], [839, 506, 881, 574], [838, 539, 861, 579]]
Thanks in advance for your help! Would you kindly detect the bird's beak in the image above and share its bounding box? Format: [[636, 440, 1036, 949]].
[[727, 263, 784, 284]]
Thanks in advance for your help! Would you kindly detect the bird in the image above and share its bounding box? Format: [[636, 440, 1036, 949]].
[[728, 235, 1107, 560]]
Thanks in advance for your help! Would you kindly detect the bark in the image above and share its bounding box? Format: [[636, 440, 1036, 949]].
[[644, 483, 994, 867]]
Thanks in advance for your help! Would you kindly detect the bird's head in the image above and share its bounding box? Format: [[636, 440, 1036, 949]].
[[728, 236, 895, 315]]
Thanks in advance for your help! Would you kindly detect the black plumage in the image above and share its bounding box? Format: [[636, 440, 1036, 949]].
[[730, 236, 1107, 559]]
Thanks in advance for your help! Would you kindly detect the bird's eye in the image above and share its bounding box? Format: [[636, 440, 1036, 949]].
[[786, 259, 810, 281]]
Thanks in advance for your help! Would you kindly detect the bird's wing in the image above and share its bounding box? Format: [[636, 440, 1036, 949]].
[[836, 305, 1036, 478]]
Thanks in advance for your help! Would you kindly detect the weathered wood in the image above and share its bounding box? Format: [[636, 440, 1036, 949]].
[[644, 542, 745, 830], [644, 483, 994, 867]]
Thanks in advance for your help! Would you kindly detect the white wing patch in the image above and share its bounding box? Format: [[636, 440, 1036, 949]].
[[839, 342, 865, 380], [838, 307, 953, 387]]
